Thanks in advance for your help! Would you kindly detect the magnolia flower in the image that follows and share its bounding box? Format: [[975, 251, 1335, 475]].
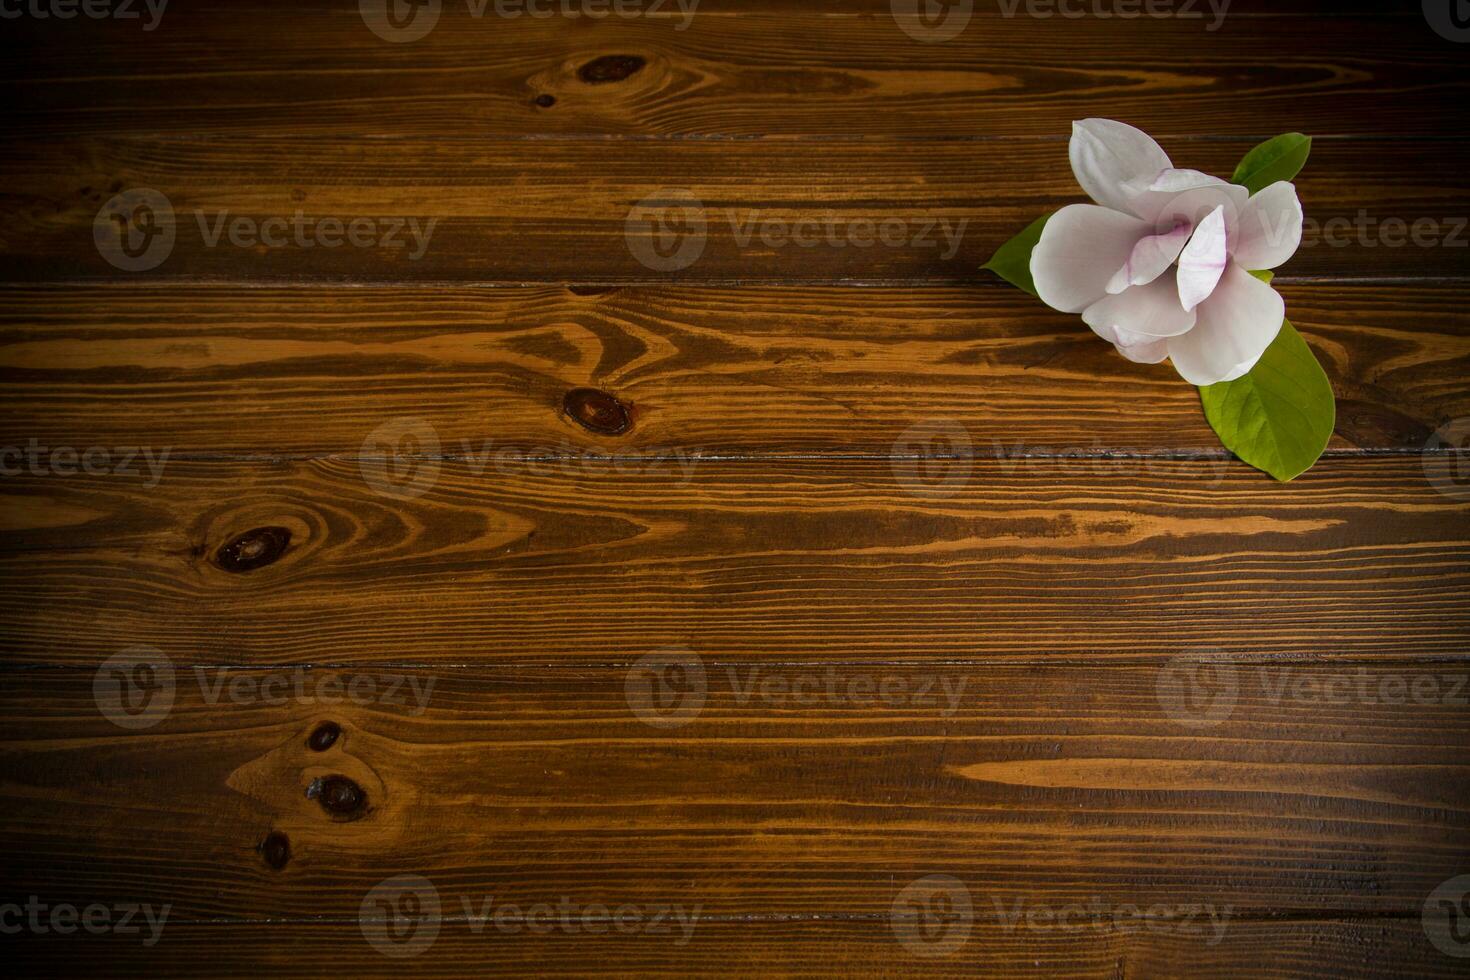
[[1030, 119, 1304, 385]]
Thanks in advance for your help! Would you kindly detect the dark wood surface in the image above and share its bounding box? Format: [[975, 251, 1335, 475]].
[[1, 1, 1467, 976]]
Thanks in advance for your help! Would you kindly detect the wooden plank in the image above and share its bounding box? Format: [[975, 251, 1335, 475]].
[[11, 918, 1464, 979], [3, 5, 1459, 138], [1, 664, 1467, 922], [1, 457, 1467, 665], [5, 137, 1466, 283], [0, 282, 1464, 456]]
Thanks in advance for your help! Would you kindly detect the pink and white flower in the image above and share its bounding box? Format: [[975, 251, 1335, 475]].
[[1030, 118, 1304, 385]]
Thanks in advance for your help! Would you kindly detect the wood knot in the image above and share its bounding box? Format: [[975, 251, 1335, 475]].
[[260, 831, 291, 870], [307, 722, 342, 752], [307, 775, 368, 820], [577, 55, 646, 84], [533, 93, 556, 108], [563, 388, 632, 436], [215, 526, 291, 573]]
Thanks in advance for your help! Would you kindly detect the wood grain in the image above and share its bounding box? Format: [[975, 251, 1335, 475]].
[[2, 664, 1467, 922], [3, 137, 1466, 283], [0, 283, 1464, 457], [3, 4, 1460, 138], [13, 919, 1464, 979], [2, 457, 1467, 666]]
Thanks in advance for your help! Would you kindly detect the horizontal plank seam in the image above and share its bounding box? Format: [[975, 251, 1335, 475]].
[[4, 276, 1466, 289], [6, 655, 1470, 672], [5, 447, 1459, 465], [25, 909, 1434, 928]]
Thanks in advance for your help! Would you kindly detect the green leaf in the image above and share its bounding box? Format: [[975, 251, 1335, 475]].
[[981, 212, 1052, 296], [1199, 319, 1335, 481], [1248, 270, 1274, 284], [1230, 133, 1312, 196]]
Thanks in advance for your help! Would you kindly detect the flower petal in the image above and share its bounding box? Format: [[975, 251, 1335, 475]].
[[1030, 204, 1152, 314], [1084, 272, 1198, 339], [1105, 220, 1191, 293], [1176, 205, 1229, 312], [1166, 264, 1285, 386], [1069, 119, 1173, 218], [1114, 337, 1171, 364], [1138, 179, 1250, 239], [1232, 180, 1303, 271]]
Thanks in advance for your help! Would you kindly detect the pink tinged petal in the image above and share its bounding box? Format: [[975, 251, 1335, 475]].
[[1084, 319, 1170, 365], [1084, 273, 1198, 340], [1068, 119, 1173, 219], [1029, 204, 1152, 314], [1166, 264, 1286, 386], [1176, 205, 1229, 312], [1114, 337, 1170, 364], [1140, 180, 1250, 241], [1105, 221, 1191, 293], [1232, 181, 1304, 271]]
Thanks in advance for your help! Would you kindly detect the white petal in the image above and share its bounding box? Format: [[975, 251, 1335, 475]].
[[1115, 337, 1170, 364], [1232, 181, 1303, 271], [1146, 168, 1226, 194], [1030, 204, 1152, 314], [1138, 179, 1249, 239], [1176, 205, 1228, 312], [1069, 119, 1173, 219], [1084, 273, 1198, 339], [1105, 221, 1191, 293], [1166, 264, 1285, 386]]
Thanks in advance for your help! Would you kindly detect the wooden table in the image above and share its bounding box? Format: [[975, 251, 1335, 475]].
[[3, 1, 1469, 975]]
